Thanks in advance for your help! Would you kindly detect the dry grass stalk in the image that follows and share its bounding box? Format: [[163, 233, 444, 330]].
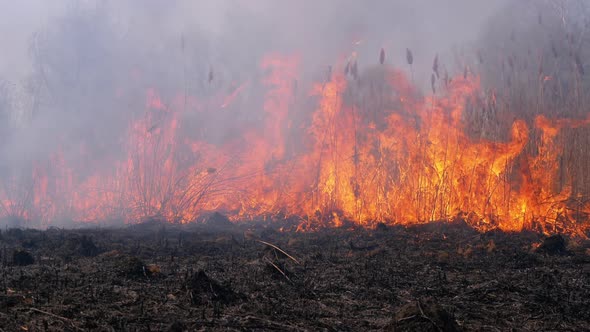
[[432, 54, 439, 78], [431, 73, 436, 94], [406, 48, 413, 65], [263, 256, 292, 283], [256, 239, 301, 264], [351, 60, 358, 80]]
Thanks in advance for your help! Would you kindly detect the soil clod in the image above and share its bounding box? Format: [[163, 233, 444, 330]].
[[204, 212, 233, 228], [388, 299, 462, 332], [186, 270, 240, 305], [116, 255, 149, 278], [536, 234, 568, 255], [12, 249, 34, 266]]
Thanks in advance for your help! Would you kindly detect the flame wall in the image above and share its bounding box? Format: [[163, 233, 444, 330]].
[[1, 53, 589, 235]]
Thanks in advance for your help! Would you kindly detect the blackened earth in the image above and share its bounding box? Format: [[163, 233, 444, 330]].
[[0, 219, 589, 331]]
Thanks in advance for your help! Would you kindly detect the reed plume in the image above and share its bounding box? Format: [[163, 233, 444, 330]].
[[406, 48, 413, 65], [432, 54, 439, 78]]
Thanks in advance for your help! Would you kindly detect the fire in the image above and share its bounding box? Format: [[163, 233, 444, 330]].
[[1, 53, 589, 235]]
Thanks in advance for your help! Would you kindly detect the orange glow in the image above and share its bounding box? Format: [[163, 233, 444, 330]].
[[1, 54, 589, 235]]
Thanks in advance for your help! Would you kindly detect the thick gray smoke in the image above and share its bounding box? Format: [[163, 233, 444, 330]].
[[0, 0, 515, 227], [0, 0, 509, 155]]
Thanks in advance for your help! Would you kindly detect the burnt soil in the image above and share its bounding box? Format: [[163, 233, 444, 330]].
[[0, 219, 589, 331]]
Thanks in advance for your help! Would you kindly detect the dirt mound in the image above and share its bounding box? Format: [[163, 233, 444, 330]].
[[203, 212, 234, 228], [375, 222, 388, 232], [387, 299, 462, 332], [167, 321, 186, 332], [63, 235, 100, 257], [112, 255, 150, 279], [12, 249, 34, 266], [186, 270, 241, 305], [536, 234, 568, 255]]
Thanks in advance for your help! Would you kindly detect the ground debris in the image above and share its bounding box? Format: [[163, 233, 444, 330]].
[[115, 255, 149, 278], [0, 293, 25, 307], [12, 249, 34, 266], [203, 212, 234, 228], [63, 234, 100, 257], [186, 270, 241, 305], [536, 234, 568, 255], [387, 298, 462, 332], [0, 222, 588, 331]]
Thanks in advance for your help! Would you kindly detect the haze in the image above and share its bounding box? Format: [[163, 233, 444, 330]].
[[0, 0, 515, 227]]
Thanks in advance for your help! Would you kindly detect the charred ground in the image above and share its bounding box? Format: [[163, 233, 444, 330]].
[[0, 220, 589, 331]]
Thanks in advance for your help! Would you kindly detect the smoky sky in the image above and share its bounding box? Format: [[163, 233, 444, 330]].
[[0, 0, 510, 185], [0, 0, 511, 144], [0, 0, 508, 81], [0, 1, 511, 208]]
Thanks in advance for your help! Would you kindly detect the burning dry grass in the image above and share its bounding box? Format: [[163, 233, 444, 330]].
[[1, 61, 590, 236], [1, 23, 590, 236]]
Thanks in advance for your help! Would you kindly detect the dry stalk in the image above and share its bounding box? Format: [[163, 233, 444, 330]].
[[263, 256, 292, 283], [256, 240, 300, 265], [417, 301, 443, 332], [20, 307, 84, 331]]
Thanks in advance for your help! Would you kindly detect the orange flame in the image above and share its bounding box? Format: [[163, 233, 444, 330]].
[[1, 54, 589, 235]]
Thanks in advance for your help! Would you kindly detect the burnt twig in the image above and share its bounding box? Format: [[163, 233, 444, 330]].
[[263, 257, 292, 283], [22, 307, 84, 331], [256, 240, 300, 265]]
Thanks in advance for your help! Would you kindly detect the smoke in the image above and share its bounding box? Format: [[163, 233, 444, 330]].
[[1, 1, 510, 81], [0, 0, 511, 143], [0, 0, 511, 227]]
